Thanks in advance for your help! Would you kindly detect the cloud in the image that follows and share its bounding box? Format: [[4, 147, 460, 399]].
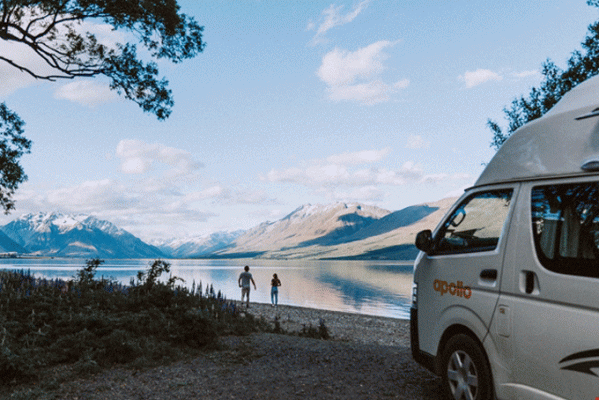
[[262, 146, 475, 204], [511, 70, 540, 79], [265, 149, 424, 188], [459, 69, 502, 88], [326, 148, 391, 165], [420, 173, 473, 184], [0, 19, 127, 97], [317, 41, 409, 104], [322, 185, 385, 202], [406, 134, 431, 149], [54, 80, 118, 107], [116, 139, 204, 176], [318, 41, 392, 86], [7, 178, 218, 240], [0, 41, 47, 96], [308, 0, 371, 46], [459, 68, 541, 89], [327, 80, 398, 105], [46, 179, 133, 212]]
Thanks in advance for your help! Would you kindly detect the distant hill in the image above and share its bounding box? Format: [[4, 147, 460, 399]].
[[210, 199, 455, 260], [153, 230, 244, 258], [1, 212, 164, 259]]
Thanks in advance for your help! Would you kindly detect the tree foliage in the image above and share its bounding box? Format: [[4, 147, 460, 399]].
[[489, 1, 599, 150], [0, 103, 31, 213], [0, 0, 205, 119], [0, 0, 205, 212]]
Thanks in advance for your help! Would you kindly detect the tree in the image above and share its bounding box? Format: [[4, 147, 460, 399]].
[[0, 103, 30, 212], [0, 0, 205, 211], [489, 0, 599, 150]]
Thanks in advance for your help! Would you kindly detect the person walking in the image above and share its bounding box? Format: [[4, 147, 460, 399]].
[[238, 265, 256, 307], [270, 273, 281, 306]]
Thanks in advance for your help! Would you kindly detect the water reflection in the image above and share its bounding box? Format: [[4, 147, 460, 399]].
[[0, 258, 414, 319]]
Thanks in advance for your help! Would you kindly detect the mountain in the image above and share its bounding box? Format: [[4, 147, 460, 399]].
[[153, 230, 244, 258], [0, 197, 456, 260], [0, 230, 26, 254], [210, 199, 454, 260], [215, 203, 389, 257], [1, 212, 164, 259]]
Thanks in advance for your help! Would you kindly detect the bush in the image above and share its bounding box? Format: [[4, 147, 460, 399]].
[[299, 319, 330, 340], [0, 259, 265, 389]]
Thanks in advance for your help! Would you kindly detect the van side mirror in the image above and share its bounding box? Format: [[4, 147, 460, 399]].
[[415, 229, 433, 254]]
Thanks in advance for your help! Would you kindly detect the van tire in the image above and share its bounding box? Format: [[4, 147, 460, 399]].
[[440, 334, 493, 400]]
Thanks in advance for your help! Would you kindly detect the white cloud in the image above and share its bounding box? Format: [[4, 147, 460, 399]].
[[318, 41, 392, 86], [265, 149, 424, 188], [6, 178, 219, 241], [308, 0, 371, 46], [512, 70, 540, 79], [0, 18, 127, 97], [54, 80, 118, 107], [317, 41, 408, 104], [459, 69, 503, 88], [420, 173, 473, 184], [327, 80, 395, 105], [326, 148, 391, 165], [116, 139, 203, 176], [0, 41, 48, 96], [393, 79, 410, 89], [406, 134, 431, 149], [46, 179, 132, 212], [324, 185, 385, 202]]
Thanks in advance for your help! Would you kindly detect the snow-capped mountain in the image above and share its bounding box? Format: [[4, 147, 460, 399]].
[[0, 198, 456, 260], [153, 230, 244, 258], [211, 201, 449, 259], [1, 212, 164, 258], [228, 203, 390, 252]]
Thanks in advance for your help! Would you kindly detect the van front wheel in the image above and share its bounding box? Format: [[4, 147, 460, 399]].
[[440, 334, 493, 400]]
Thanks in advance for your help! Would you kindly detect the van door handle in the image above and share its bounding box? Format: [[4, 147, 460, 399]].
[[480, 269, 498, 280], [525, 271, 535, 294]]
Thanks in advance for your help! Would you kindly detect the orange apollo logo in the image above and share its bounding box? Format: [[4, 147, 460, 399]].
[[433, 279, 472, 299]]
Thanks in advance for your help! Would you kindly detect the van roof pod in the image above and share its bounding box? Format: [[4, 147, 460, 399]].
[[476, 75, 599, 187]]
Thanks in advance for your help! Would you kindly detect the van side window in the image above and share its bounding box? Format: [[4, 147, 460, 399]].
[[433, 190, 513, 255], [532, 183, 599, 278]]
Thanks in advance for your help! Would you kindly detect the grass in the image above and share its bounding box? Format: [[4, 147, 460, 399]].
[[0, 259, 268, 394]]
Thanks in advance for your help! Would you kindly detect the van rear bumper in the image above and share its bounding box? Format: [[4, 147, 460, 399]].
[[410, 307, 436, 374]]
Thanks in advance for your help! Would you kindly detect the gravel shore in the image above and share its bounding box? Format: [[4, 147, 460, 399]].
[[31, 303, 443, 399]]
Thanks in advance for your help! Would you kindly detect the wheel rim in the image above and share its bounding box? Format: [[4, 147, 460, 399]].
[[447, 350, 479, 400]]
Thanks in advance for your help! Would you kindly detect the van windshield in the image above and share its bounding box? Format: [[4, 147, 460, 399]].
[[433, 190, 513, 255], [532, 182, 599, 278]]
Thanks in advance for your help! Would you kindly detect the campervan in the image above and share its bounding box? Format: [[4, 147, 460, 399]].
[[411, 74, 599, 400]]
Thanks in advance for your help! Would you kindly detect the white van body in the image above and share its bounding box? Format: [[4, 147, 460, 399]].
[[411, 75, 599, 400]]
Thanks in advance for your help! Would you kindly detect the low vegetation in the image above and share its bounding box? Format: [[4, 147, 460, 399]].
[[0, 259, 268, 394]]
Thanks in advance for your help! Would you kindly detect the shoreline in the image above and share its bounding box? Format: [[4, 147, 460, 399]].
[[242, 301, 412, 347], [10, 301, 437, 399]]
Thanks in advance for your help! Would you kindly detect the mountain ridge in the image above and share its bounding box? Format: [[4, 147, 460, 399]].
[[0, 212, 164, 259], [0, 198, 455, 259]]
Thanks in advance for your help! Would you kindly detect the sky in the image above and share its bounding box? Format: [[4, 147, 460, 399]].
[[0, 0, 598, 242]]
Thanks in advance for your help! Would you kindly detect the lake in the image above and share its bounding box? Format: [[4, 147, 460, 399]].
[[0, 258, 415, 320]]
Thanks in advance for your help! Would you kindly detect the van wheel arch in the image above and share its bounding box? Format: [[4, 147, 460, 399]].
[[436, 325, 484, 373], [437, 326, 495, 400]]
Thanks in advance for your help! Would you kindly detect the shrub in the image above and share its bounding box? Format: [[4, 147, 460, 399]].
[[299, 319, 330, 340], [0, 259, 265, 389]]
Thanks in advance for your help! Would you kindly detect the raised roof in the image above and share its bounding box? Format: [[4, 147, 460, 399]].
[[475, 75, 599, 187]]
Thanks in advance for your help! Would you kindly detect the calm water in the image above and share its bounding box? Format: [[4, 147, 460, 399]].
[[0, 258, 415, 319]]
